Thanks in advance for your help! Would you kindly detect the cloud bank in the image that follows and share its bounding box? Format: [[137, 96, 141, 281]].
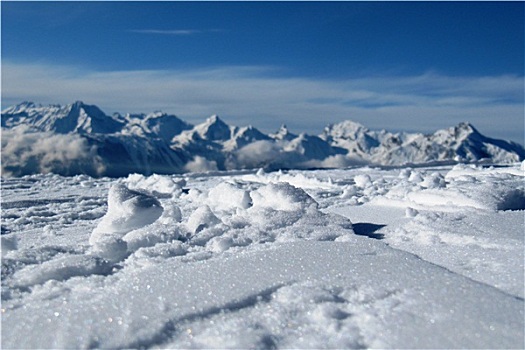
[[1, 125, 105, 177], [2, 61, 523, 144]]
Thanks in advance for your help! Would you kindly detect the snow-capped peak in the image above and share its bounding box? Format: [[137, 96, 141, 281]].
[[453, 122, 480, 139], [2, 101, 524, 177], [194, 115, 232, 141], [61, 101, 123, 134], [1, 101, 124, 134], [207, 114, 221, 123], [143, 112, 192, 141], [1, 101, 38, 114], [322, 120, 369, 141], [72, 100, 85, 107], [271, 124, 297, 141]]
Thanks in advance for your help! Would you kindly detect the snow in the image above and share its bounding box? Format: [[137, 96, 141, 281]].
[[2, 101, 524, 178], [1, 163, 524, 349]]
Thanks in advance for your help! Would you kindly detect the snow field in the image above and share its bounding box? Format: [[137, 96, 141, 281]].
[[325, 163, 524, 299], [1, 163, 524, 348]]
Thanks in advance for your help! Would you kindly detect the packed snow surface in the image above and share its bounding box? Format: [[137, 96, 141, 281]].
[[1, 163, 524, 349]]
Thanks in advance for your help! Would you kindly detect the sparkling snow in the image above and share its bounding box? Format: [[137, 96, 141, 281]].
[[1, 163, 524, 349]]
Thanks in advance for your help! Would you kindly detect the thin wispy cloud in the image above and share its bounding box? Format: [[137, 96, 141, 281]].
[[2, 61, 523, 144], [129, 29, 223, 36]]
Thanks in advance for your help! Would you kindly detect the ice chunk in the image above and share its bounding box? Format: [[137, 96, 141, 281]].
[[398, 168, 412, 179], [186, 205, 222, 234], [405, 207, 419, 218], [89, 184, 163, 245], [408, 171, 424, 183], [354, 174, 372, 188], [124, 174, 185, 197], [207, 236, 234, 253], [206, 182, 252, 211], [250, 182, 317, 212], [421, 173, 446, 189], [157, 202, 183, 225]]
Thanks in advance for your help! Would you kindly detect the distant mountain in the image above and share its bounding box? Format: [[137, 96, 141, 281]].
[[1, 101, 124, 134], [2, 101, 523, 177], [121, 111, 192, 142], [321, 120, 525, 165]]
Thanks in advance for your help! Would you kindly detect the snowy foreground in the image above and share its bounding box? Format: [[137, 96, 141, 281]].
[[2, 163, 524, 349]]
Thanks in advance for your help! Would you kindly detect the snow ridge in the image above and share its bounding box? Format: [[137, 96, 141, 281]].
[[2, 101, 524, 177]]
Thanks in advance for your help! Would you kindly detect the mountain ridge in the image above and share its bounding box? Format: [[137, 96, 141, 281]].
[[2, 101, 523, 177]]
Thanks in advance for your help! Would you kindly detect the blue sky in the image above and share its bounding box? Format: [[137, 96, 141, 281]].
[[2, 1, 524, 144]]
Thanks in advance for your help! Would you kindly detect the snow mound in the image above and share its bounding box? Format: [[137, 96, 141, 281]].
[[250, 182, 317, 212], [177, 181, 354, 250], [354, 174, 372, 188], [13, 255, 112, 288], [89, 184, 163, 244], [83, 177, 354, 264], [206, 182, 253, 211], [241, 170, 339, 191], [186, 205, 223, 234], [374, 164, 525, 211], [238, 182, 353, 242], [91, 237, 129, 263]]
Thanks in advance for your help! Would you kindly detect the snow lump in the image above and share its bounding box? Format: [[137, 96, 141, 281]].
[[89, 184, 163, 244]]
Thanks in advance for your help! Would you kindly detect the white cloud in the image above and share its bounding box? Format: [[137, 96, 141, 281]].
[[233, 141, 282, 169], [2, 61, 523, 144], [183, 156, 218, 173], [1, 125, 105, 177]]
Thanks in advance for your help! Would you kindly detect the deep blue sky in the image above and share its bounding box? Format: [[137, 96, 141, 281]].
[[2, 1, 524, 143]]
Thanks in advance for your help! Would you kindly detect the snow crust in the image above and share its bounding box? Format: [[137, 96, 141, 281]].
[[1, 163, 524, 348]]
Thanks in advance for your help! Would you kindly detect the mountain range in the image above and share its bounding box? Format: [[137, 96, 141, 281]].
[[2, 101, 524, 177]]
